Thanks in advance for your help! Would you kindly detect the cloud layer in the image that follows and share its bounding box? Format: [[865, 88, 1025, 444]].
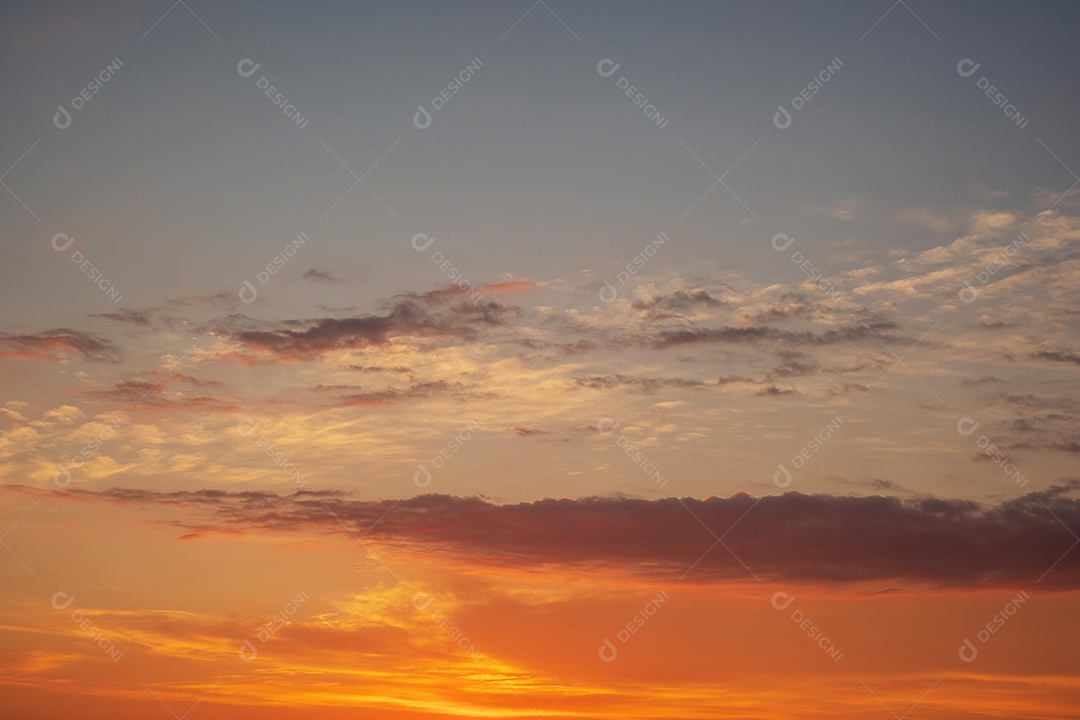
[[37, 485, 1080, 590]]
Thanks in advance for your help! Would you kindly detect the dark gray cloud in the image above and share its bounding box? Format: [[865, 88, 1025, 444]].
[[36, 485, 1080, 590]]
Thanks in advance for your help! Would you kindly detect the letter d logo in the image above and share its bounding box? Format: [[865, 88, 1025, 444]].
[[771, 233, 795, 252], [53, 105, 72, 130], [411, 233, 435, 252], [598, 281, 618, 304], [413, 105, 432, 129], [51, 233, 75, 252], [414, 464, 432, 488], [773, 105, 792, 130], [51, 591, 75, 610], [956, 417, 981, 437], [236, 417, 259, 436], [771, 591, 795, 611], [959, 638, 978, 662], [239, 280, 258, 304], [237, 58, 261, 77], [53, 464, 72, 489], [773, 463, 792, 488], [956, 58, 980, 78], [959, 281, 978, 304], [596, 59, 620, 77], [239, 638, 258, 662], [598, 638, 618, 662]]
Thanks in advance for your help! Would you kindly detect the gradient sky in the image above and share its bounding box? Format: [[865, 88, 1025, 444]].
[[2, 1, 1080, 718]]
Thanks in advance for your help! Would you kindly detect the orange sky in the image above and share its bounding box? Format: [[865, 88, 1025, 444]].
[[2, 488, 1079, 719], [4, 1, 1080, 717]]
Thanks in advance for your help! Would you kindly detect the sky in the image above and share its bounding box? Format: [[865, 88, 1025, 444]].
[[2, 0, 1080, 718]]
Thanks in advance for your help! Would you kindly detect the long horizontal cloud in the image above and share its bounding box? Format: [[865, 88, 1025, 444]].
[[0, 329, 119, 362], [229, 293, 520, 361], [646, 320, 901, 350], [35, 485, 1080, 590]]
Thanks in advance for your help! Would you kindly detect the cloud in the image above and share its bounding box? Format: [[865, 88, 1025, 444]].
[[229, 295, 519, 362], [632, 290, 727, 320], [961, 376, 1004, 386], [302, 268, 343, 282], [511, 425, 546, 436], [326, 380, 472, 408], [0, 329, 120, 363], [89, 372, 230, 410], [38, 485, 1080, 590], [756, 384, 798, 397], [481, 280, 535, 295], [574, 374, 706, 393], [1032, 350, 1080, 366], [646, 320, 899, 351]]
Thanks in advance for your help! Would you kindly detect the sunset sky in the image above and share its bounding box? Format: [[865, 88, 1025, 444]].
[[2, 1, 1080, 718]]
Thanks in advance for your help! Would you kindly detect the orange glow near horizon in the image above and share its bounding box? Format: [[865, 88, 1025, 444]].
[[2, 490, 1079, 719]]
